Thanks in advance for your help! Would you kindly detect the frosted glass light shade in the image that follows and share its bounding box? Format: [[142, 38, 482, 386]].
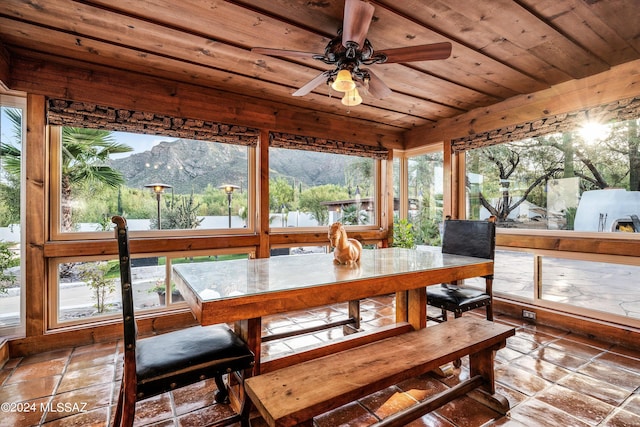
[[331, 69, 356, 92], [341, 88, 362, 106]]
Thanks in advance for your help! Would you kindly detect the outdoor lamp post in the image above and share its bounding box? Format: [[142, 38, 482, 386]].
[[219, 184, 240, 228], [144, 183, 172, 230]]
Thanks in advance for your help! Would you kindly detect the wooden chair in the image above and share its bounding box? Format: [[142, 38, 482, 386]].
[[111, 215, 255, 427], [427, 217, 497, 324]]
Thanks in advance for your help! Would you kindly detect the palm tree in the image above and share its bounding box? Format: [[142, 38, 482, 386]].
[[60, 127, 132, 231], [1, 109, 133, 231]]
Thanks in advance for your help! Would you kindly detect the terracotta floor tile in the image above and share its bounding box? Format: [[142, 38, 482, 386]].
[[19, 350, 72, 367], [3, 297, 640, 427], [520, 323, 570, 339], [536, 384, 615, 425], [176, 403, 237, 427], [358, 385, 410, 418], [620, 394, 640, 414], [495, 363, 550, 397], [0, 397, 50, 427], [0, 375, 60, 403], [0, 368, 12, 385], [43, 382, 113, 423], [3, 357, 22, 369], [602, 407, 640, 427], [493, 381, 529, 410], [396, 374, 450, 402], [314, 401, 379, 427], [171, 379, 218, 416], [67, 348, 117, 371], [512, 354, 572, 383], [609, 344, 640, 361], [595, 351, 640, 375], [508, 398, 591, 427], [434, 395, 502, 426], [529, 345, 590, 371], [563, 332, 614, 352], [495, 347, 529, 363], [558, 372, 632, 406], [6, 359, 67, 384], [132, 393, 173, 426], [578, 359, 640, 391], [513, 328, 558, 346], [546, 337, 607, 360], [71, 341, 118, 356], [57, 364, 115, 393], [40, 406, 108, 427], [405, 412, 456, 427], [505, 335, 541, 354]]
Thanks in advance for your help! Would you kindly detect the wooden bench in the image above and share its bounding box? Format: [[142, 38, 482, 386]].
[[245, 316, 515, 427]]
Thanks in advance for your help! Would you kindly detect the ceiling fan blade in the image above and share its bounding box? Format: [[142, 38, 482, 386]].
[[364, 69, 392, 99], [377, 42, 452, 63], [292, 71, 331, 96], [342, 0, 375, 48], [252, 47, 318, 59]]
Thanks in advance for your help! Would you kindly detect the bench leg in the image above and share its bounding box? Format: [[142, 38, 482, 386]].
[[468, 343, 509, 414], [343, 299, 361, 334]]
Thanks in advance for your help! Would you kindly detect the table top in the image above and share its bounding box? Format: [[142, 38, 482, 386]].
[[173, 247, 491, 302]]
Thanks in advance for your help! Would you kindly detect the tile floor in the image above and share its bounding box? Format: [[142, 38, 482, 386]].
[[1, 295, 639, 427]]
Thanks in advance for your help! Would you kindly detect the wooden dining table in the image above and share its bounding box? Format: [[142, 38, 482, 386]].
[[173, 247, 494, 374]]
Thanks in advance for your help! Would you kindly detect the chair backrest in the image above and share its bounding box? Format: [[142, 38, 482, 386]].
[[112, 216, 137, 356], [442, 218, 496, 261]]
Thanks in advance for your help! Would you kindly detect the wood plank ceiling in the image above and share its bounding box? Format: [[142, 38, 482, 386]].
[[0, 0, 639, 145]]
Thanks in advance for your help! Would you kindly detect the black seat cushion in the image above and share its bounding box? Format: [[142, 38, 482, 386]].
[[136, 325, 254, 396], [427, 285, 490, 309]]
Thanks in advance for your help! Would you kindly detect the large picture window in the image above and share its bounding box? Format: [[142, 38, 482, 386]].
[[268, 147, 377, 228], [0, 96, 25, 337], [466, 117, 640, 233], [51, 128, 252, 237]]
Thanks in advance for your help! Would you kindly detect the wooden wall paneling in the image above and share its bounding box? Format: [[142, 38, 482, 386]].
[[24, 94, 47, 337], [496, 233, 640, 258], [405, 59, 640, 148], [43, 235, 261, 258], [0, 41, 9, 90], [258, 129, 270, 259], [9, 54, 404, 149], [493, 299, 640, 351], [8, 312, 198, 357]]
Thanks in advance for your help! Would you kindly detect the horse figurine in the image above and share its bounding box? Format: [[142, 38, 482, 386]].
[[328, 222, 362, 265]]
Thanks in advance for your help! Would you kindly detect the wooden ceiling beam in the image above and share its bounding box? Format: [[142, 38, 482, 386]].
[[405, 59, 640, 148], [9, 52, 404, 149]]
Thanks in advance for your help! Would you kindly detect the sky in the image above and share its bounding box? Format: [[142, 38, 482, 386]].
[[109, 131, 176, 159]]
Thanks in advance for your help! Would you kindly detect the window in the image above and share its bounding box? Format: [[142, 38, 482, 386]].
[[52, 251, 251, 327], [268, 147, 377, 228], [51, 129, 252, 237], [465, 117, 640, 232], [407, 152, 444, 245], [0, 95, 25, 337]]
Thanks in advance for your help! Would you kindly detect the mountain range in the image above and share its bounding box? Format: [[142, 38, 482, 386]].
[[110, 139, 351, 194]]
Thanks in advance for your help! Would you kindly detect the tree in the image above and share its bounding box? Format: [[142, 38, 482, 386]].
[[269, 177, 295, 211], [0, 108, 22, 226], [60, 127, 132, 231], [152, 192, 204, 230], [77, 261, 117, 314], [298, 184, 347, 226], [1, 110, 133, 230], [469, 143, 563, 222]]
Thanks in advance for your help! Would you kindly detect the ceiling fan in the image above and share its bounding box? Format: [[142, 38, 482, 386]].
[[252, 0, 452, 106]]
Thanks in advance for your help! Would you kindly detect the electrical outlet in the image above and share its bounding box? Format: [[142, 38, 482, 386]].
[[522, 310, 536, 320]]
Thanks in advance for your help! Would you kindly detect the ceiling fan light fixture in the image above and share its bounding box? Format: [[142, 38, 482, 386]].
[[331, 69, 356, 92], [341, 88, 362, 107]]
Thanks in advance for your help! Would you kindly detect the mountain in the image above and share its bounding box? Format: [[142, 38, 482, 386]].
[[111, 139, 351, 193]]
